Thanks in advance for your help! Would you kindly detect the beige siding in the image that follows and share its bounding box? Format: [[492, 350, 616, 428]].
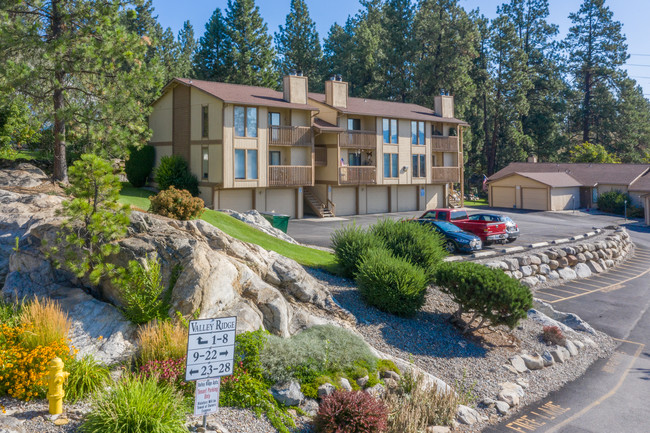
[[425, 185, 444, 209], [290, 110, 310, 127], [315, 147, 339, 182], [626, 191, 645, 207], [266, 189, 296, 218], [150, 91, 173, 142], [154, 145, 172, 169], [367, 186, 389, 214], [551, 187, 580, 211], [190, 145, 202, 180], [290, 147, 310, 166], [190, 88, 223, 141], [332, 187, 356, 216], [309, 99, 339, 125], [218, 189, 253, 211], [522, 187, 548, 211], [283, 75, 308, 104], [397, 186, 417, 211], [210, 144, 223, 184]]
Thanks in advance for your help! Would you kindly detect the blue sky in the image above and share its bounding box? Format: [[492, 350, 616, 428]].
[[151, 0, 650, 96]]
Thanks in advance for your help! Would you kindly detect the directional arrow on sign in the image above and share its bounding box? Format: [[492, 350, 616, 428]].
[[190, 369, 199, 375], [219, 350, 228, 357], [197, 337, 208, 345]]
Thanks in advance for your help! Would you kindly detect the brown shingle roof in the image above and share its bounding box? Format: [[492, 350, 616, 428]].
[[313, 117, 343, 132], [513, 172, 582, 187], [489, 162, 650, 187], [629, 171, 650, 192], [168, 78, 319, 111], [308, 93, 468, 125]]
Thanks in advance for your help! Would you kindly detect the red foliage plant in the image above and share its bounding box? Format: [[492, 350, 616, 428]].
[[315, 390, 388, 433], [542, 325, 566, 346]]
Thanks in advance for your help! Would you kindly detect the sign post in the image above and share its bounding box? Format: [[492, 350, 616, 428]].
[[185, 316, 237, 429]]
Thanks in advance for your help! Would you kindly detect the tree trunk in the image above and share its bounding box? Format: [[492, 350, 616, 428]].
[[51, 0, 67, 182]]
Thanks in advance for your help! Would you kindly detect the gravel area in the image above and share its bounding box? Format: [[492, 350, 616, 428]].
[[308, 268, 616, 432]]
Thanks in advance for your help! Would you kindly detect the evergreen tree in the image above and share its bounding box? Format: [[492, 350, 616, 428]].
[[275, 0, 323, 90], [563, 0, 627, 144], [379, 0, 415, 102], [569, 141, 620, 163], [177, 21, 197, 78], [193, 9, 231, 81], [609, 77, 650, 161], [0, 0, 156, 181], [322, 19, 356, 89]]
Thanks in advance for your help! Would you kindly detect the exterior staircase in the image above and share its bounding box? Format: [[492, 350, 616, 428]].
[[304, 187, 335, 218]]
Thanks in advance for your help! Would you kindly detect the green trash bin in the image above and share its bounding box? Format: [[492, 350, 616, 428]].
[[260, 212, 290, 233]]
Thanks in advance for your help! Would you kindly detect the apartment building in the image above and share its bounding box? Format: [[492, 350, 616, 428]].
[[147, 74, 467, 218]]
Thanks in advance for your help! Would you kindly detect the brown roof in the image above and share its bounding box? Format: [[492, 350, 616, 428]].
[[489, 162, 650, 187], [308, 93, 468, 125], [313, 117, 343, 132], [629, 171, 650, 192], [513, 172, 582, 187], [167, 78, 319, 111]]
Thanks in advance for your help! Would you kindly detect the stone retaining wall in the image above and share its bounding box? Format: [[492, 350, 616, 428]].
[[479, 228, 632, 288]]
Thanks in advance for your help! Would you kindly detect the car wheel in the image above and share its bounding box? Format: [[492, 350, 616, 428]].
[[507, 238, 517, 243], [444, 240, 457, 254]]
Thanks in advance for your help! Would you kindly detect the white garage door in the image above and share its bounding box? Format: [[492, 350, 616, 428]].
[[333, 187, 356, 216], [492, 186, 516, 208], [426, 185, 444, 209], [219, 189, 253, 212], [397, 186, 417, 212], [367, 186, 389, 214], [266, 189, 296, 218], [522, 188, 548, 211]]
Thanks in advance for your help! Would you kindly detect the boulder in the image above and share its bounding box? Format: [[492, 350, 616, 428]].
[[509, 355, 528, 373], [272, 381, 305, 406], [547, 270, 560, 281], [426, 427, 451, 433], [516, 378, 529, 389], [538, 264, 551, 275], [521, 277, 539, 287], [0, 415, 26, 433], [545, 250, 558, 260], [482, 397, 496, 408], [574, 340, 585, 350], [512, 271, 523, 279], [498, 382, 524, 407], [0, 163, 48, 188], [518, 256, 532, 266], [496, 401, 510, 415], [520, 353, 544, 370], [536, 254, 550, 264], [537, 275, 547, 284], [586, 260, 604, 273], [533, 300, 597, 335], [548, 260, 559, 270], [521, 265, 534, 277], [550, 347, 570, 363], [317, 383, 336, 399], [299, 399, 320, 417], [542, 350, 555, 367], [558, 257, 569, 267], [529, 256, 542, 265], [558, 268, 577, 280], [220, 209, 298, 244], [574, 263, 592, 279], [365, 383, 385, 398], [339, 377, 353, 392], [456, 405, 486, 425], [356, 376, 369, 388], [576, 253, 587, 263], [505, 258, 520, 271], [380, 370, 401, 382], [565, 340, 578, 357]]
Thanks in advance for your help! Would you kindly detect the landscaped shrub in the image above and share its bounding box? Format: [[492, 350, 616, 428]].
[[434, 262, 533, 332], [370, 218, 447, 281], [139, 357, 194, 396], [125, 144, 155, 187], [315, 390, 388, 433], [154, 155, 199, 196], [0, 299, 22, 327], [65, 355, 110, 403], [542, 325, 566, 346], [19, 297, 71, 349], [331, 223, 385, 278], [116, 257, 170, 324], [149, 186, 204, 220], [136, 321, 187, 365], [356, 248, 429, 317], [261, 325, 378, 385], [80, 375, 188, 433], [597, 190, 643, 217]]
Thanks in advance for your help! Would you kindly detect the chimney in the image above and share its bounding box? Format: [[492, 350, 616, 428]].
[[325, 75, 348, 108], [527, 155, 538, 163], [434, 94, 454, 118], [283, 73, 308, 104]]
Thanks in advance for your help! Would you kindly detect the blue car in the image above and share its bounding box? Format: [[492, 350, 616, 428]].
[[414, 219, 482, 254]]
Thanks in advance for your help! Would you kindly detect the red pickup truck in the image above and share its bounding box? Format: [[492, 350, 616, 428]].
[[419, 208, 508, 245]]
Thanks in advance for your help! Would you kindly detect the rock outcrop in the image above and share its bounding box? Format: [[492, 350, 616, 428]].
[[220, 209, 298, 244]]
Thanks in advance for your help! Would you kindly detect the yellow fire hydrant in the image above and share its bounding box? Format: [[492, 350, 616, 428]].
[[47, 357, 69, 415]]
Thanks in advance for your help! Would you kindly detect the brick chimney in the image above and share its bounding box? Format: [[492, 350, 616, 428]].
[[325, 74, 348, 109], [527, 155, 538, 163], [283, 70, 308, 104]]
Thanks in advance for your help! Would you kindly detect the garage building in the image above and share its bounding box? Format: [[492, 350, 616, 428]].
[[488, 172, 581, 211]]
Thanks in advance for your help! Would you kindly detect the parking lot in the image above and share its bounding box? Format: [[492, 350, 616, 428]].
[[287, 207, 641, 250]]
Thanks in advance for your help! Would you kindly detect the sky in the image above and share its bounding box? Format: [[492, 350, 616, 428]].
[[151, 0, 650, 96]]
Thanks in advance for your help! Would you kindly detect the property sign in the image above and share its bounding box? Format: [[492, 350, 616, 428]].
[[185, 316, 236, 382], [193, 378, 221, 416]]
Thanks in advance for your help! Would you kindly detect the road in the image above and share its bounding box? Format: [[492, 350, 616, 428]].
[[289, 208, 650, 432]]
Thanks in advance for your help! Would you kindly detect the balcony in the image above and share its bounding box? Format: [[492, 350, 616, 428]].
[[268, 126, 313, 147], [339, 130, 376, 149], [431, 136, 459, 153], [339, 166, 377, 185], [268, 165, 312, 186], [315, 146, 327, 166], [431, 166, 460, 183]]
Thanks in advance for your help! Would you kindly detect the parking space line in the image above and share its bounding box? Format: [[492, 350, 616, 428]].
[[535, 290, 566, 299], [541, 286, 590, 296], [549, 266, 650, 303], [562, 281, 602, 291]]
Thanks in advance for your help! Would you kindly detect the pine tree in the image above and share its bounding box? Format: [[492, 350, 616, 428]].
[[563, 0, 628, 144], [275, 0, 323, 90], [323, 20, 356, 89], [379, 0, 415, 102], [177, 21, 196, 78], [193, 8, 231, 81]]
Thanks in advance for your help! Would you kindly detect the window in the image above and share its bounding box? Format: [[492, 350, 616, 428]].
[[201, 106, 209, 138], [411, 121, 425, 145], [269, 150, 281, 166], [202, 147, 209, 179], [348, 152, 361, 166], [383, 153, 398, 178], [234, 106, 258, 137], [382, 118, 398, 143], [412, 154, 426, 178], [235, 149, 258, 179], [433, 124, 443, 136], [268, 112, 280, 126], [347, 118, 361, 130]]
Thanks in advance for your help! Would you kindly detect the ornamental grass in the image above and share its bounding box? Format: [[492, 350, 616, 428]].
[[137, 320, 187, 365], [19, 297, 71, 349]]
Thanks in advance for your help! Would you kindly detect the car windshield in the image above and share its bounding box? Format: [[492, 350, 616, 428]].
[[436, 221, 462, 232]]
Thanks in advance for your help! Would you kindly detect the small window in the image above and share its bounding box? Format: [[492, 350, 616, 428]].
[[268, 112, 280, 126], [384, 153, 398, 178], [269, 150, 281, 166], [348, 118, 361, 130], [411, 121, 425, 145], [391, 153, 398, 177], [234, 106, 257, 137], [348, 152, 361, 166], [202, 147, 209, 179], [412, 154, 426, 178], [235, 149, 258, 179], [201, 106, 209, 138], [383, 118, 398, 143], [433, 124, 443, 136]]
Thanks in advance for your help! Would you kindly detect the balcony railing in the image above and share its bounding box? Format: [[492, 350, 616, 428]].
[[339, 130, 376, 149], [315, 146, 327, 166], [268, 165, 312, 186], [339, 166, 377, 185], [268, 126, 313, 147], [431, 166, 460, 183], [431, 136, 459, 153]]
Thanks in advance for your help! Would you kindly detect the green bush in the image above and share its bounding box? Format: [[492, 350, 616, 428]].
[[0, 299, 22, 327], [149, 186, 205, 220], [80, 375, 188, 433], [370, 218, 446, 281], [125, 145, 155, 187], [356, 248, 429, 317], [597, 190, 643, 217], [154, 155, 199, 196], [116, 257, 170, 325], [331, 223, 385, 278], [434, 262, 533, 331], [65, 355, 110, 403], [261, 325, 378, 385]]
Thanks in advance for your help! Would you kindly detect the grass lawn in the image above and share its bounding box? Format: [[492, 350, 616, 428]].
[[0, 149, 47, 161], [463, 198, 489, 207], [118, 184, 336, 271]]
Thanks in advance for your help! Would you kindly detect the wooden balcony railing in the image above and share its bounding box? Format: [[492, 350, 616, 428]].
[[431, 166, 460, 183], [431, 136, 459, 153], [339, 166, 377, 185], [268, 165, 312, 186], [315, 146, 327, 166], [268, 126, 313, 146], [339, 130, 376, 149]]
